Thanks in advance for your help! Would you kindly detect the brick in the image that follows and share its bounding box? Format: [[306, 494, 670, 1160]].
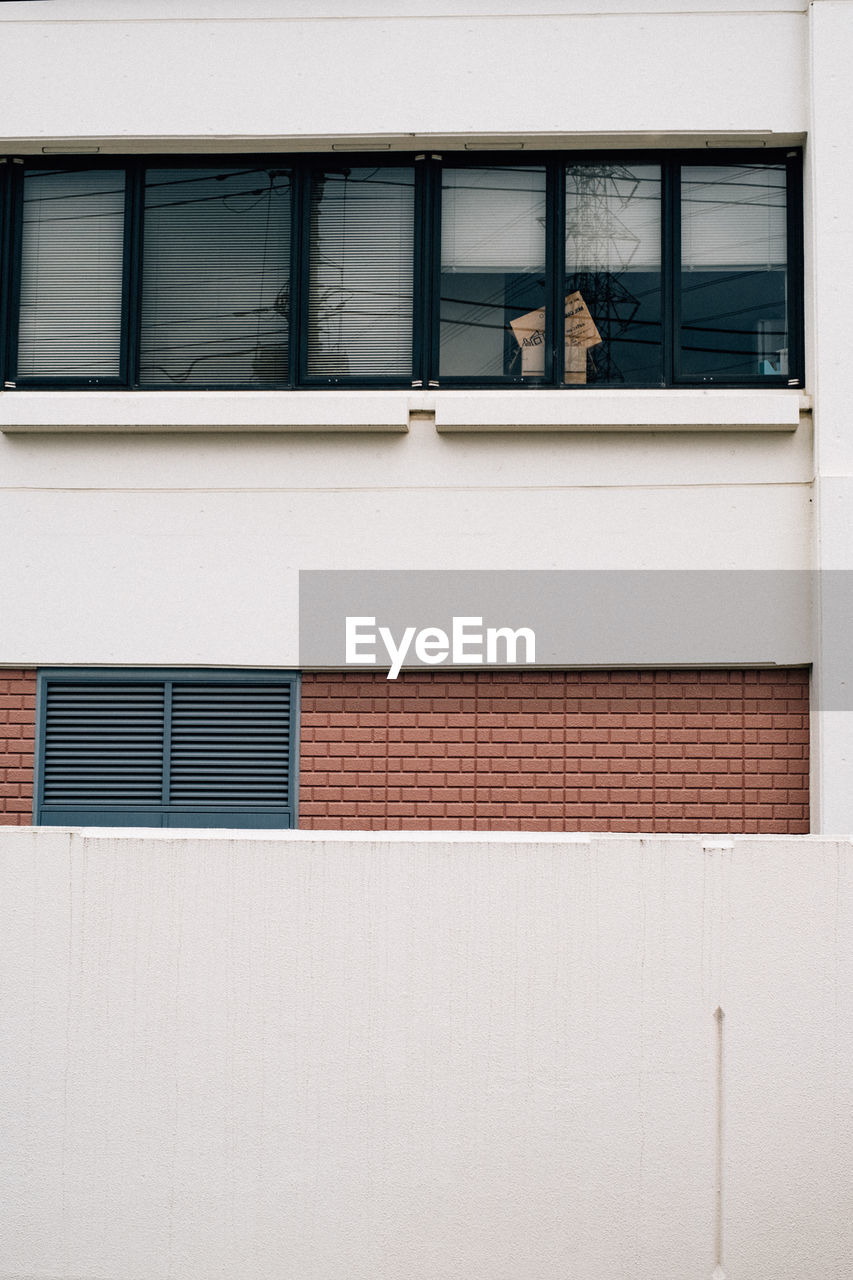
[[299, 669, 809, 834]]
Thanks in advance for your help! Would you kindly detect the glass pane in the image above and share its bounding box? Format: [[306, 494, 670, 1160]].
[[565, 163, 661, 386], [440, 166, 546, 379], [307, 166, 414, 377], [18, 168, 125, 378], [140, 167, 291, 387], [680, 164, 788, 379]]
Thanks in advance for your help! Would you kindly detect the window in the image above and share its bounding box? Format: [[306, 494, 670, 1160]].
[[35, 670, 298, 828], [307, 165, 415, 378], [565, 163, 662, 385], [17, 168, 127, 379], [440, 166, 547, 379], [140, 166, 292, 387], [0, 150, 803, 390], [679, 163, 790, 380]]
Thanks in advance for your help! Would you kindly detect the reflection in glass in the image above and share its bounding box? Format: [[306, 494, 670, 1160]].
[[565, 163, 662, 385], [440, 167, 546, 379], [680, 164, 788, 379], [307, 167, 414, 377], [18, 169, 126, 378], [140, 167, 291, 387]]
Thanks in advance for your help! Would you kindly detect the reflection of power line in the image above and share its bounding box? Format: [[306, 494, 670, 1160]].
[[23, 166, 290, 207], [144, 173, 290, 384], [308, 168, 416, 370], [140, 342, 287, 385], [141, 306, 280, 331], [147, 167, 290, 191], [142, 325, 287, 359], [24, 186, 291, 228]]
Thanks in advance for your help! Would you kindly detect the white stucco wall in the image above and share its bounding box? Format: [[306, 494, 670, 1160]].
[[1, 827, 851, 1279], [0, 0, 807, 150], [9, 0, 853, 821], [807, 0, 853, 832], [0, 0, 816, 669], [0, 405, 813, 666]]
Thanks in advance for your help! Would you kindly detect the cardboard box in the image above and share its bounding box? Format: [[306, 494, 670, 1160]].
[[564, 341, 589, 385], [510, 290, 601, 381], [510, 307, 547, 376]]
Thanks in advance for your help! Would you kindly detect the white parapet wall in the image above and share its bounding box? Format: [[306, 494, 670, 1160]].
[[2, 827, 852, 1280]]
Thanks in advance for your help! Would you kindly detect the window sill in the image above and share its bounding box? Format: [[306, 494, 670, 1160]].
[[0, 387, 808, 435], [429, 388, 809, 433], [0, 389, 410, 434]]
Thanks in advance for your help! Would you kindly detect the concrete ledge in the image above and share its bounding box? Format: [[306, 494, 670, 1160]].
[[0, 388, 809, 435], [33, 827, 847, 844], [0, 390, 411, 434], [432, 388, 809, 432]]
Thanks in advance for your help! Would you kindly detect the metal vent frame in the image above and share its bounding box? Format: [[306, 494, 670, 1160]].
[[35, 668, 300, 829]]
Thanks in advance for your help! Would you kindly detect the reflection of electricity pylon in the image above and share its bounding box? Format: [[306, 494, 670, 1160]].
[[565, 165, 643, 383]]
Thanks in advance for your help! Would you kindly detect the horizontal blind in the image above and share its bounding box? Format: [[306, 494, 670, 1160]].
[[307, 167, 414, 376], [566, 164, 660, 272], [140, 167, 291, 387], [681, 164, 787, 269], [168, 682, 291, 806], [18, 169, 125, 378], [42, 682, 165, 804], [441, 167, 546, 273]]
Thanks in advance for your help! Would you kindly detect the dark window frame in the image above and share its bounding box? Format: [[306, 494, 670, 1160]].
[[0, 148, 804, 392], [34, 667, 300, 829]]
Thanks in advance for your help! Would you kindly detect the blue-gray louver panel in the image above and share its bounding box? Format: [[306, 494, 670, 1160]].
[[42, 683, 165, 803], [168, 683, 291, 806]]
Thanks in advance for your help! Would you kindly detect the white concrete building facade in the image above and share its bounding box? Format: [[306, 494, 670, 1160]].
[[1, 0, 847, 835], [1, 5, 853, 1277]]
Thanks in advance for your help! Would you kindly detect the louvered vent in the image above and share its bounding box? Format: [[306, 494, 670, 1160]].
[[168, 683, 291, 806], [42, 682, 165, 804]]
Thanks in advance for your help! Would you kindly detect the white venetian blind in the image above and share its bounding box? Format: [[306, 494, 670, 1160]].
[[307, 167, 414, 376], [441, 167, 546, 273], [141, 167, 291, 387], [17, 168, 125, 378], [681, 165, 787, 269]]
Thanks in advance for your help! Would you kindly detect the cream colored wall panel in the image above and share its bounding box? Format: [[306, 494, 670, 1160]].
[[1, 829, 851, 1279], [0, 484, 811, 665], [0, 12, 806, 143], [807, 1, 853, 831]]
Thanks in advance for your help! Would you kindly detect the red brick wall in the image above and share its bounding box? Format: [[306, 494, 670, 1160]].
[[0, 670, 37, 825], [299, 669, 809, 833]]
